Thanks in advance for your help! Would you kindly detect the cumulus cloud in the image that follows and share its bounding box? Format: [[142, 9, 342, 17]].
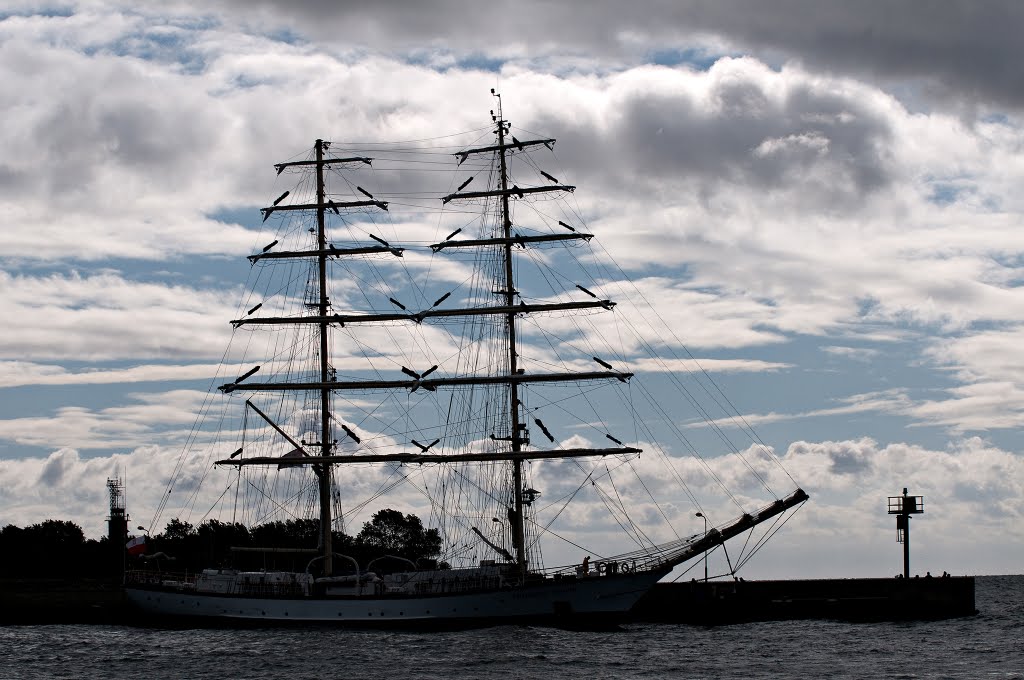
[[2, 435, 1019, 577], [199, 0, 1024, 113], [0, 270, 239, 361], [0, 390, 210, 450]]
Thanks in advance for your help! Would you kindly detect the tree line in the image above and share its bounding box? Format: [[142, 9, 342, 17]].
[[0, 520, 110, 579], [0, 509, 442, 579]]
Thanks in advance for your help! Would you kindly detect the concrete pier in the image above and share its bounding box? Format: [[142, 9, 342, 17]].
[[632, 576, 976, 623]]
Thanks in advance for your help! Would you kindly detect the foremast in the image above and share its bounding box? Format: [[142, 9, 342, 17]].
[[234, 140, 394, 579]]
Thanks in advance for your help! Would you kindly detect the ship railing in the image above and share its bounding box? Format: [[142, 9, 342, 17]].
[[379, 574, 506, 595], [124, 569, 198, 590], [541, 551, 675, 580], [236, 580, 307, 597]]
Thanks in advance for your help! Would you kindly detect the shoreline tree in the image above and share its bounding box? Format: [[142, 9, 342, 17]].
[[1, 509, 444, 579]]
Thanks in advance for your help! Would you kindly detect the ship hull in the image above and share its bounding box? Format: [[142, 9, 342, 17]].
[[125, 570, 667, 626]]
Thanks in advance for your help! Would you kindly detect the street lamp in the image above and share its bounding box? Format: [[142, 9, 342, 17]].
[[695, 512, 708, 582]]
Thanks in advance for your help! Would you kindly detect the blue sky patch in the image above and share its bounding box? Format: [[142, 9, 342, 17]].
[[647, 47, 720, 71]]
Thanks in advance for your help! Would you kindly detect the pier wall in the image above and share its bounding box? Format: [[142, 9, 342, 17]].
[[632, 576, 976, 623]]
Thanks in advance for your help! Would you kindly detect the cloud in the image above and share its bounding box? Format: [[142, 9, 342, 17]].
[[687, 389, 913, 429], [629, 358, 790, 374], [0, 270, 238, 361], [39, 447, 78, 487], [907, 381, 1024, 433], [821, 346, 881, 362], [0, 361, 225, 388], [4, 9, 1024, 359], [926, 325, 1024, 384], [3, 434, 1019, 577], [201, 0, 1024, 113], [666, 0, 1024, 112], [0, 389, 209, 451]]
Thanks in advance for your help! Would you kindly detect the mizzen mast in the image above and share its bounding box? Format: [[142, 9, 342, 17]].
[[441, 91, 581, 576], [496, 98, 528, 576], [314, 139, 333, 577]]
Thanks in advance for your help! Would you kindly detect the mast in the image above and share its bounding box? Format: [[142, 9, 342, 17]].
[[492, 95, 529, 578], [239, 143, 395, 577], [232, 111, 631, 579], [315, 139, 333, 576]]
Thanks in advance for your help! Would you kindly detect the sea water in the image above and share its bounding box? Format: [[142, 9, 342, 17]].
[[1, 575, 1021, 679]]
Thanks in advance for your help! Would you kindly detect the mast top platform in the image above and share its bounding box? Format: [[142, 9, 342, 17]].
[[888, 487, 924, 514]]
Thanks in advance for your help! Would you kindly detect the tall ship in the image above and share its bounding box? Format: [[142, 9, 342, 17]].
[[125, 94, 808, 625]]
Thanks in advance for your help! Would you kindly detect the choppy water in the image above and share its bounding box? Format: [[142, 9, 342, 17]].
[[1, 575, 1021, 680]]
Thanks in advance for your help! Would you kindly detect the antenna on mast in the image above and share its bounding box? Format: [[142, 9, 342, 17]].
[[491, 88, 505, 125]]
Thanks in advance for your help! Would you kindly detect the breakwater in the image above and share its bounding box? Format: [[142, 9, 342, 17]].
[[632, 576, 976, 623]]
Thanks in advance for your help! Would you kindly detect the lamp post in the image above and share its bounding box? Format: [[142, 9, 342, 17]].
[[695, 512, 708, 582], [492, 517, 505, 547], [126, 525, 149, 566]]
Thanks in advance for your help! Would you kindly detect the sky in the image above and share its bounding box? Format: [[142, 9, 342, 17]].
[[1, 0, 1023, 579]]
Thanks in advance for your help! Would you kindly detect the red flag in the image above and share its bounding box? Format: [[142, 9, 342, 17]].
[[126, 535, 146, 556]]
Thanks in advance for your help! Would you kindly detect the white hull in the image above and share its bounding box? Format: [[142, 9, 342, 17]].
[[125, 570, 665, 625]]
